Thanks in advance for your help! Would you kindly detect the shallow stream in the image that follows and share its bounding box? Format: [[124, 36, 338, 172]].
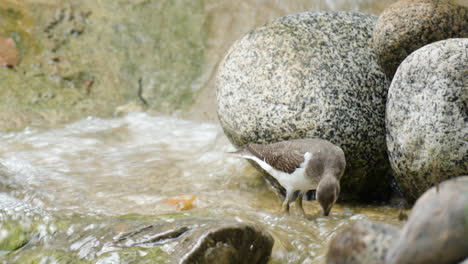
[[0, 113, 403, 263]]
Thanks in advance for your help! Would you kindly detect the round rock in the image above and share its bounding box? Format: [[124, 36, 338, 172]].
[[216, 11, 391, 200], [386, 176, 468, 264], [372, 0, 468, 78], [386, 38, 468, 202]]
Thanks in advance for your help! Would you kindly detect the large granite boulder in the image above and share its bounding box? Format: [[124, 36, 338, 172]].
[[216, 11, 391, 201], [372, 0, 468, 78], [326, 220, 400, 264], [386, 176, 468, 264], [386, 38, 468, 202]]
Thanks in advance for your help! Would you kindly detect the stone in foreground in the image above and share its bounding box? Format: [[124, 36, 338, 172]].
[[386, 176, 468, 264], [326, 220, 400, 264], [216, 11, 391, 201]]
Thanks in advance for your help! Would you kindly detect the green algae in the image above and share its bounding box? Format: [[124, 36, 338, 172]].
[[97, 247, 170, 264], [8, 249, 90, 264], [0, 221, 31, 252]]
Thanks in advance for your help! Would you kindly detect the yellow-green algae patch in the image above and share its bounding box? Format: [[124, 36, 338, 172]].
[[0, 221, 31, 252]]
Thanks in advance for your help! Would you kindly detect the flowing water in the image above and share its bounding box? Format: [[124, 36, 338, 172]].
[[0, 113, 403, 263]]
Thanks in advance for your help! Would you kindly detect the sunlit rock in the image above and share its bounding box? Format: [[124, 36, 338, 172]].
[[326, 220, 399, 264], [372, 0, 468, 78], [216, 11, 391, 201], [386, 38, 468, 202], [386, 176, 468, 264]]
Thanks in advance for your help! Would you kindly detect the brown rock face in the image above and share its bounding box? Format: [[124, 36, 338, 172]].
[[372, 0, 468, 78]]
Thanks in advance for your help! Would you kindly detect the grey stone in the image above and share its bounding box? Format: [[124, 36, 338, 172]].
[[175, 221, 273, 264], [372, 0, 468, 78], [386, 38, 468, 202], [216, 11, 391, 201], [326, 220, 400, 264], [386, 176, 468, 264]]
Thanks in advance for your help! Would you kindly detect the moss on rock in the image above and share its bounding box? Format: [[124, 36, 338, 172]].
[[0, 0, 206, 131]]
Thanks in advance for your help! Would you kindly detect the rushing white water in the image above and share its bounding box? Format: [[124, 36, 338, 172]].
[[0, 113, 268, 215]]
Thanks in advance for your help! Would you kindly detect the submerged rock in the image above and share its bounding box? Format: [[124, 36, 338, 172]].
[[0, 193, 52, 253], [386, 38, 468, 202], [0, 193, 273, 264], [326, 220, 399, 264], [386, 176, 468, 264], [216, 11, 391, 201], [175, 221, 273, 264], [372, 0, 468, 78]]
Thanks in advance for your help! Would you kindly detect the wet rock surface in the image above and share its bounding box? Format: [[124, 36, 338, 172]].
[[216, 11, 391, 201], [386, 38, 468, 202], [175, 221, 273, 264], [0, 192, 273, 264], [326, 220, 399, 264], [386, 176, 468, 264], [372, 0, 468, 78]]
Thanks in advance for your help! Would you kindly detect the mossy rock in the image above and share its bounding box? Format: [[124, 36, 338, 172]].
[[0, 0, 207, 131]]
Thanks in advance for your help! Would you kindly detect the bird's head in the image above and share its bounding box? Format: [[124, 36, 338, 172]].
[[316, 175, 340, 216]]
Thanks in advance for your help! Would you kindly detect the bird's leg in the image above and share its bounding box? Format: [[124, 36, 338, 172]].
[[281, 197, 290, 214], [295, 192, 306, 217], [280, 191, 293, 215]]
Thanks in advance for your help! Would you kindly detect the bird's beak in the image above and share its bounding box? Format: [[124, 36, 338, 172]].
[[323, 206, 331, 216]]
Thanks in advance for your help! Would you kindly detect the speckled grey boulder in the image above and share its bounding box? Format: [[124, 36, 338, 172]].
[[326, 220, 400, 264], [373, 0, 468, 78], [386, 176, 468, 264], [386, 38, 468, 202], [216, 11, 391, 200]]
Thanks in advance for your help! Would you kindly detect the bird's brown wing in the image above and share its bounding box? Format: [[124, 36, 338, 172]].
[[245, 141, 306, 174]]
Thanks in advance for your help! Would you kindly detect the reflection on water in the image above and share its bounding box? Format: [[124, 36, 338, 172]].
[[0, 113, 402, 263]]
